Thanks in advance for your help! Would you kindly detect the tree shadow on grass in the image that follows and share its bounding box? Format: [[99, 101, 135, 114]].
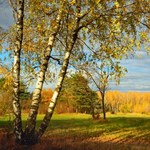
[[0, 115, 150, 149], [46, 116, 150, 134], [0, 132, 149, 150], [0, 116, 150, 136]]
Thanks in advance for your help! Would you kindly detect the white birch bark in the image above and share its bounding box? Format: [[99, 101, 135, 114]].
[[38, 28, 79, 138], [25, 6, 63, 136], [38, 1, 82, 137], [12, 0, 24, 142]]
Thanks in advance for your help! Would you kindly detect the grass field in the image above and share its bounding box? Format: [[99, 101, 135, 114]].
[[0, 113, 150, 150]]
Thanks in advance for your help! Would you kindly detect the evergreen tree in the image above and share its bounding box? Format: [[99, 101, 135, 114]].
[[58, 73, 99, 114]]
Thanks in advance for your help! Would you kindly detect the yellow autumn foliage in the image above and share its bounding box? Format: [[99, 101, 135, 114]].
[[105, 91, 150, 114], [0, 67, 13, 89]]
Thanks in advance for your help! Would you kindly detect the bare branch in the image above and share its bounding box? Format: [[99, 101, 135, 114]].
[[78, 38, 98, 55], [50, 55, 61, 65], [8, 0, 17, 13]]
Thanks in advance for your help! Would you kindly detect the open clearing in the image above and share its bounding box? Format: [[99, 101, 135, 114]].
[[0, 113, 150, 150]]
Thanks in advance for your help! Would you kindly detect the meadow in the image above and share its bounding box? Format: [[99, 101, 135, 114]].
[[0, 113, 150, 150]]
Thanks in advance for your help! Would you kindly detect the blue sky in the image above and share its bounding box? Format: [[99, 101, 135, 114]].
[[0, 1, 150, 92], [110, 51, 150, 92]]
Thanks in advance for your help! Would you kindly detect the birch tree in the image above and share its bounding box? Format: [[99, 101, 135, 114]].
[[9, 0, 24, 143], [24, 2, 65, 143], [0, 0, 149, 145]]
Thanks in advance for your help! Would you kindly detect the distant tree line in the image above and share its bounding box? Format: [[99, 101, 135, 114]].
[[106, 91, 150, 114]]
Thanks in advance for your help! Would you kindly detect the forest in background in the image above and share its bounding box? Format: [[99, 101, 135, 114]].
[[0, 72, 150, 116]]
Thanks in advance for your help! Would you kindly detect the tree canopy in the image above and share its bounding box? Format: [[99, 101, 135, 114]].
[[58, 73, 99, 114], [0, 0, 150, 145]]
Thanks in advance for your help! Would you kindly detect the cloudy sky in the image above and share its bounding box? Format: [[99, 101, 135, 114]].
[[0, 1, 13, 29], [0, 1, 150, 92], [110, 51, 150, 92]]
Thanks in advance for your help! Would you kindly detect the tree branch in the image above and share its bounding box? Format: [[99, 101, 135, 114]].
[[50, 55, 61, 65]]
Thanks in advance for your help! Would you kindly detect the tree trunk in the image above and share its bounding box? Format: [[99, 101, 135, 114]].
[[12, 0, 24, 143], [101, 92, 106, 120], [23, 2, 81, 143], [37, 2, 82, 138], [24, 12, 62, 143], [38, 30, 78, 138]]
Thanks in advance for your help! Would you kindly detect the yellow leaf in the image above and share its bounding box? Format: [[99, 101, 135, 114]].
[[115, 1, 119, 8]]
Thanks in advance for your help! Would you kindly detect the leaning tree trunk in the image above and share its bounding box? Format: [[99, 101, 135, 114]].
[[38, 28, 79, 139], [12, 0, 24, 143], [38, 2, 82, 138], [24, 34, 57, 142], [24, 10, 63, 144], [24, 1, 81, 143]]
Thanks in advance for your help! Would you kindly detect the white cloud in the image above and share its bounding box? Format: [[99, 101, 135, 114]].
[[0, 1, 14, 29], [110, 51, 150, 92]]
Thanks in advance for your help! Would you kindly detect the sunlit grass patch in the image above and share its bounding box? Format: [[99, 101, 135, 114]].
[[0, 112, 150, 148]]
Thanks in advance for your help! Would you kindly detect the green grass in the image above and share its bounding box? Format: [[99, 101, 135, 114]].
[[0, 113, 150, 144], [47, 113, 150, 141]]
